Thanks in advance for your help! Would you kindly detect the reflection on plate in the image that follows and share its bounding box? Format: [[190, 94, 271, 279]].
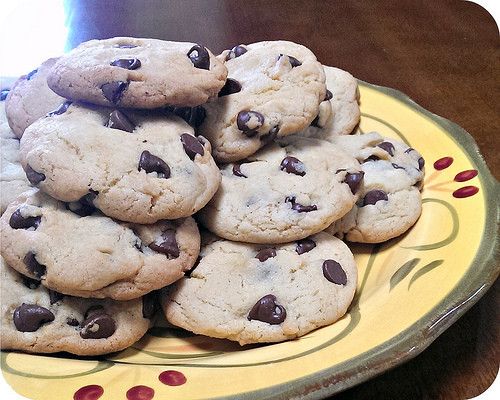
[[2, 66, 499, 400]]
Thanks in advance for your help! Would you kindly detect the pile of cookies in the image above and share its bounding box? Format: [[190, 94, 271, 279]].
[[0, 37, 424, 352]]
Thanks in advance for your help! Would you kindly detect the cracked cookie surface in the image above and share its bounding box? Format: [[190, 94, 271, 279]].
[[0, 189, 200, 300], [19, 102, 221, 223], [196, 136, 363, 244], [46, 37, 228, 108], [161, 231, 357, 345]]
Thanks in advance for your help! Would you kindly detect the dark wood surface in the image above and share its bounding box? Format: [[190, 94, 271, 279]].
[[12, 0, 500, 398]]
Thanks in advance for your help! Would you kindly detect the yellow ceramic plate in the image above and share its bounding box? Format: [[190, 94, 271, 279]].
[[2, 66, 499, 400]]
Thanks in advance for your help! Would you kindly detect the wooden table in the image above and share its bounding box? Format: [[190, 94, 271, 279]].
[[8, 0, 500, 398]]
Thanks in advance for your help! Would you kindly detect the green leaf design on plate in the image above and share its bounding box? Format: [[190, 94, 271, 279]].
[[402, 198, 459, 251], [408, 260, 445, 289], [390, 258, 421, 291]]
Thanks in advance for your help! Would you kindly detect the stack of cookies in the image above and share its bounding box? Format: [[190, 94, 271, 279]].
[[0, 37, 424, 351]]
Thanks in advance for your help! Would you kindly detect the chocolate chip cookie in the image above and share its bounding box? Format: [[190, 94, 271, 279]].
[[196, 136, 363, 244], [1, 257, 153, 355], [161, 231, 357, 345], [196, 40, 328, 162], [326, 132, 425, 242], [19, 102, 221, 223], [46, 37, 227, 108], [0, 189, 200, 300]]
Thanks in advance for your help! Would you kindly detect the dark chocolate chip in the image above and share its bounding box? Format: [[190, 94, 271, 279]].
[[322, 259, 347, 285], [255, 248, 276, 262], [218, 78, 242, 97], [47, 101, 72, 117], [13, 303, 55, 332], [148, 229, 179, 258], [49, 290, 64, 304], [324, 90, 333, 101], [280, 156, 306, 176], [106, 110, 135, 132], [247, 294, 286, 325], [80, 311, 116, 339], [285, 196, 317, 213], [138, 150, 170, 179], [180, 133, 204, 160], [341, 171, 364, 195], [25, 164, 46, 185], [404, 147, 414, 154], [296, 238, 316, 255], [232, 163, 248, 178], [165, 105, 206, 129], [187, 44, 210, 70], [260, 125, 279, 143], [278, 54, 302, 67], [23, 252, 46, 279], [110, 58, 141, 70], [21, 275, 41, 290], [101, 81, 128, 104], [142, 291, 159, 319], [392, 163, 405, 170], [66, 317, 80, 326], [418, 157, 425, 170], [9, 209, 41, 230], [362, 189, 388, 206], [226, 45, 248, 60], [26, 68, 38, 80], [363, 155, 380, 163], [67, 190, 99, 216], [1, 89, 10, 101], [377, 141, 395, 156], [237, 110, 264, 137]]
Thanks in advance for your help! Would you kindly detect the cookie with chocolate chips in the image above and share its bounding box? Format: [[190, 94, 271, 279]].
[[0, 189, 200, 300], [5, 57, 67, 138], [161, 231, 357, 345], [19, 102, 221, 223], [196, 40, 328, 162], [196, 136, 363, 244], [326, 132, 425, 242], [46, 37, 227, 108], [0, 257, 154, 355]]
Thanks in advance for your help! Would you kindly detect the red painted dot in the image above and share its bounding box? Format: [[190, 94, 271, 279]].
[[73, 385, 104, 400], [453, 185, 479, 198], [159, 370, 187, 386], [126, 385, 155, 400], [434, 156, 454, 170], [454, 169, 478, 182]]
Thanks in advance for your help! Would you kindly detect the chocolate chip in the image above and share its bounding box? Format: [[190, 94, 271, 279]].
[[404, 147, 414, 154], [418, 157, 425, 170], [260, 125, 279, 143], [49, 290, 64, 304], [285, 196, 317, 213], [322, 259, 347, 285], [341, 171, 364, 195], [180, 133, 204, 160], [25, 164, 46, 185], [106, 110, 135, 132], [218, 78, 242, 97], [67, 190, 98, 216], [280, 156, 306, 176], [362, 189, 388, 206], [148, 229, 179, 258], [26, 68, 38, 80], [13, 303, 54, 332], [23, 252, 46, 279], [237, 110, 264, 137], [324, 90, 333, 101], [255, 248, 276, 262], [66, 317, 80, 326], [226, 45, 248, 60], [278, 54, 302, 67], [392, 163, 405, 170], [21, 275, 41, 290], [248, 294, 286, 325], [80, 310, 116, 339], [187, 44, 210, 70], [232, 163, 247, 178], [110, 58, 141, 70], [363, 155, 380, 163], [1, 89, 10, 101], [142, 291, 159, 319], [9, 209, 41, 230], [47, 101, 72, 117], [138, 150, 170, 179], [115, 44, 137, 49], [296, 238, 316, 255], [101, 81, 128, 104], [377, 141, 395, 156]]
